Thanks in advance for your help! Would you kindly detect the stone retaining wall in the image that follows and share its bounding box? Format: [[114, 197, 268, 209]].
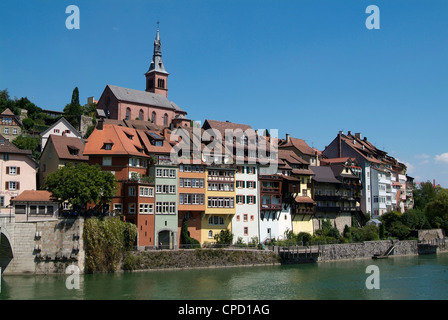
[[318, 240, 418, 262]]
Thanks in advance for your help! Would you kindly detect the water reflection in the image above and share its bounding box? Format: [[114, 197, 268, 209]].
[[1, 255, 447, 300]]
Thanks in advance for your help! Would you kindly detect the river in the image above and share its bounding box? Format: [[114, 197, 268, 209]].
[[1, 254, 447, 300]]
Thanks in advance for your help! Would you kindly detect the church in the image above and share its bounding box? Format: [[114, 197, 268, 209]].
[[96, 27, 191, 129]]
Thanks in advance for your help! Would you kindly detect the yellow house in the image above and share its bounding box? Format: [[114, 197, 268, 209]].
[[38, 134, 88, 188], [202, 165, 236, 243]]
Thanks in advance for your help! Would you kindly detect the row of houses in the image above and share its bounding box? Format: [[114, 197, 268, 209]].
[[0, 26, 414, 249]]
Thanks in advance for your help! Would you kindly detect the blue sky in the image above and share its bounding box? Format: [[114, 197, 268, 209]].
[[1, 0, 447, 186]]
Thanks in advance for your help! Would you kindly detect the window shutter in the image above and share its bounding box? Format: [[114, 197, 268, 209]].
[[242, 181, 245, 188], [17, 167, 20, 175], [253, 167, 256, 174], [242, 196, 246, 204], [6, 167, 9, 174], [253, 181, 256, 189], [253, 196, 256, 204], [5, 182, 9, 190], [17, 182, 20, 190]]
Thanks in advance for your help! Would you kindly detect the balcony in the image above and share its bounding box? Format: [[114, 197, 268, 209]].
[[208, 176, 235, 182], [314, 195, 341, 201], [259, 175, 282, 181], [315, 206, 340, 213], [261, 203, 282, 211], [341, 206, 361, 212], [295, 206, 315, 215], [261, 187, 281, 193]]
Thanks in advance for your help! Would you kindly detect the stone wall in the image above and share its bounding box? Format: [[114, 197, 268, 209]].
[[317, 240, 418, 262], [2, 218, 84, 275]]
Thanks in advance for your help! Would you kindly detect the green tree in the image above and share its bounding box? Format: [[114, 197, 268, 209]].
[[63, 87, 84, 128], [180, 218, 200, 247], [214, 229, 233, 245], [414, 181, 438, 210], [44, 163, 118, 211], [425, 188, 448, 232], [12, 135, 41, 160]]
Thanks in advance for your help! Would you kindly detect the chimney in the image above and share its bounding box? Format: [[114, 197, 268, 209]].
[[97, 118, 104, 130], [286, 133, 290, 143], [348, 130, 352, 136], [355, 133, 362, 139], [363, 137, 368, 142]]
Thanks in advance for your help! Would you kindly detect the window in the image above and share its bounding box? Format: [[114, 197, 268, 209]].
[[8, 181, 18, 190], [163, 113, 168, 126], [0, 196, 4, 207], [54, 129, 60, 133], [208, 230, 213, 239], [155, 202, 176, 214], [15, 204, 26, 214], [128, 203, 136, 214], [243, 214, 248, 222], [244, 227, 249, 236], [7, 166, 17, 175], [125, 108, 131, 120], [13, 128, 17, 135], [139, 203, 153, 214], [113, 203, 122, 213], [139, 109, 144, 121], [151, 111, 156, 123], [104, 143, 113, 150], [139, 187, 154, 197], [128, 186, 136, 196], [158, 78, 165, 89], [4, 128, 9, 134], [3, 154, 9, 161], [208, 216, 224, 225], [103, 156, 112, 166]]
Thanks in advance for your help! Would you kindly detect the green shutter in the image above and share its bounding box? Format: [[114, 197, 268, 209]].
[[253, 196, 256, 204], [242, 195, 246, 204]]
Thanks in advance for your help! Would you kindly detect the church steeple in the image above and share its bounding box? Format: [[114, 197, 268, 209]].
[[145, 23, 169, 97]]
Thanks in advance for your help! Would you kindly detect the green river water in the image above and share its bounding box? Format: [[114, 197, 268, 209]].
[[1, 254, 447, 300]]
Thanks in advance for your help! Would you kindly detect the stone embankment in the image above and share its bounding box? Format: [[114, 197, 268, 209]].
[[122, 248, 281, 271]]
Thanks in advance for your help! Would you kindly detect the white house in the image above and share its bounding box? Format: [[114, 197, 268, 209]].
[[40, 117, 83, 151], [232, 164, 260, 244]]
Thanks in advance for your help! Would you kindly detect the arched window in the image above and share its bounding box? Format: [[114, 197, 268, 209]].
[[125, 108, 131, 120], [158, 78, 165, 89], [151, 111, 156, 123], [163, 113, 168, 126], [139, 109, 144, 121], [208, 230, 213, 239]]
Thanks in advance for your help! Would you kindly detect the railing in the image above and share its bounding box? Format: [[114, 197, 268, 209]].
[[259, 175, 282, 180], [260, 187, 281, 193], [208, 176, 235, 182], [261, 204, 282, 210]]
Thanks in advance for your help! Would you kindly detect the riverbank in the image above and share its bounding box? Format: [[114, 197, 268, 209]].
[[121, 248, 282, 272]]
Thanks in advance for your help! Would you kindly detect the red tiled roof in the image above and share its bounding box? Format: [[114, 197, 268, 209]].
[[12, 190, 56, 202], [295, 196, 315, 204]]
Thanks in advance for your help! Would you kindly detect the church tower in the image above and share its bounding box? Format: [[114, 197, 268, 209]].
[[145, 24, 169, 97]]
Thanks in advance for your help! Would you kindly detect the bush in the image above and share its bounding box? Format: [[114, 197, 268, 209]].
[[388, 221, 410, 240]]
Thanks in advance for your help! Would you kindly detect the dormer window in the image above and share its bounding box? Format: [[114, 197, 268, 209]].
[[67, 146, 79, 156], [104, 143, 113, 150]]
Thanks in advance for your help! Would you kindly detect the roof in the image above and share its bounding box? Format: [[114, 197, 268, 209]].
[[203, 119, 253, 136], [47, 135, 88, 161], [295, 196, 315, 204], [12, 190, 56, 202], [278, 149, 308, 165], [279, 137, 315, 156], [1, 108, 15, 116], [310, 166, 341, 184], [84, 124, 173, 157], [0, 134, 32, 156], [40, 117, 82, 138], [106, 85, 186, 114]]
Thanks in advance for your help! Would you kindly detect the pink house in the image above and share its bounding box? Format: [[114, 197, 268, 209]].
[[0, 135, 37, 214], [96, 27, 191, 129]]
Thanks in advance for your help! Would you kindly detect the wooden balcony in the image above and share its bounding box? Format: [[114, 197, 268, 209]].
[[260, 203, 282, 211]]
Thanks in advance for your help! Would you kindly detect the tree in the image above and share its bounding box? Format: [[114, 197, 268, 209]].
[[414, 181, 438, 210], [63, 87, 84, 128], [214, 229, 233, 245], [12, 135, 41, 160], [180, 218, 200, 247], [43, 163, 118, 211], [425, 188, 448, 232]]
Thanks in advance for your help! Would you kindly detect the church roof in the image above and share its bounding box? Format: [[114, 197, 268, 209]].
[[107, 85, 186, 114]]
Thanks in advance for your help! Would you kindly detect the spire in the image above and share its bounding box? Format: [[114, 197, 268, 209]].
[[146, 22, 168, 75]]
